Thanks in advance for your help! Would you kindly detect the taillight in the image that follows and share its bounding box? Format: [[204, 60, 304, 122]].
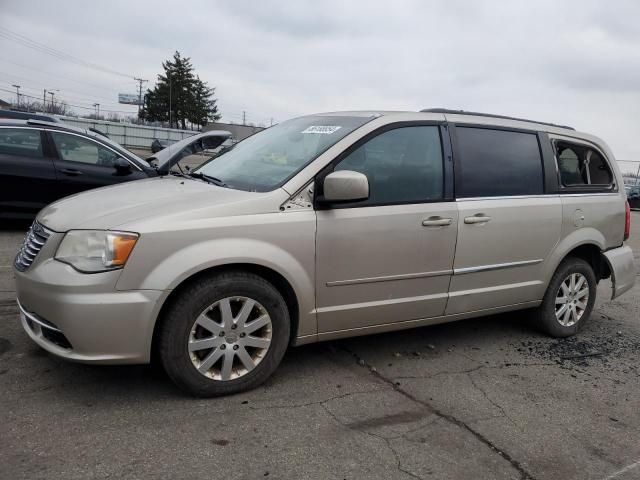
[[624, 201, 630, 241]]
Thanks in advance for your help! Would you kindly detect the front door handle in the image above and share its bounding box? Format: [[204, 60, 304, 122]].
[[60, 168, 83, 176], [464, 215, 491, 224], [422, 216, 452, 227]]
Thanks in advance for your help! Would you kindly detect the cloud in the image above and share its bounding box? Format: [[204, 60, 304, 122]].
[[1, 0, 639, 159]]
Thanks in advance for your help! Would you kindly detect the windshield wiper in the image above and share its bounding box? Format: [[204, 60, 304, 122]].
[[188, 171, 227, 187]]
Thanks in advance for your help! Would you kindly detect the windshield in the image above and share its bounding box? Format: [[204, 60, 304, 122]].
[[193, 115, 372, 191]]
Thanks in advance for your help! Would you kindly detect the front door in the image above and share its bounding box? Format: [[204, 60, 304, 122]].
[[48, 131, 146, 197], [315, 124, 458, 333]]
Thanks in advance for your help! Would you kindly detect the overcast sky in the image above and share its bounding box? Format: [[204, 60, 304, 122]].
[[1, 0, 639, 160]]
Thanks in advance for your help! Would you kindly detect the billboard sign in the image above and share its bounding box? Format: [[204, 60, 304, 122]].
[[118, 93, 141, 105]]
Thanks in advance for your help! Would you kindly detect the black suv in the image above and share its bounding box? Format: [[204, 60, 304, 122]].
[[626, 184, 640, 209], [0, 119, 231, 219]]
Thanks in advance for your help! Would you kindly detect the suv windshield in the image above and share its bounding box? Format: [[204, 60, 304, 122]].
[[193, 115, 372, 191]]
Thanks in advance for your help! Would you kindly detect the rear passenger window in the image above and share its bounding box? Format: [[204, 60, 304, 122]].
[[455, 127, 543, 198], [334, 126, 443, 206], [556, 141, 613, 188], [0, 128, 43, 158]]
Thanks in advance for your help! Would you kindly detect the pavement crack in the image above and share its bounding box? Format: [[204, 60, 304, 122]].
[[395, 365, 485, 380], [602, 458, 640, 480], [394, 362, 556, 381], [341, 346, 538, 480], [467, 371, 523, 432], [319, 402, 425, 480], [247, 388, 382, 411]]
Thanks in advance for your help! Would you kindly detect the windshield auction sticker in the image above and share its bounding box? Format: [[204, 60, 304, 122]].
[[301, 126, 342, 134]]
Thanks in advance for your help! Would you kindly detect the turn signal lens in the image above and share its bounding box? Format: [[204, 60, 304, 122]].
[[104, 233, 139, 267]]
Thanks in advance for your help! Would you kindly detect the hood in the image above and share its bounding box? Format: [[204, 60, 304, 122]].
[[38, 176, 282, 232], [147, 130, 232, 172]]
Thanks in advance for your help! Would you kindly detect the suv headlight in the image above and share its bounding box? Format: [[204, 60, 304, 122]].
[[55, 230, 139, 273]]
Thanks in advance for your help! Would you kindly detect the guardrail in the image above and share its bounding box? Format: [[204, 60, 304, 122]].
[[58, 117, 196, 149]]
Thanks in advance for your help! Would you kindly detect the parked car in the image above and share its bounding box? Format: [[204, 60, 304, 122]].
[[14, 109, 635, 397], [151, 137, 175, 153], [147, 131, 233, 172], [625, 184, 640, 209], [0, 119, 231, 219]]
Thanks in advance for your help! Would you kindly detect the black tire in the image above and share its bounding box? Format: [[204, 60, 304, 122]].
[[158, 271, 290, 397], [532, 257, 597, 337]]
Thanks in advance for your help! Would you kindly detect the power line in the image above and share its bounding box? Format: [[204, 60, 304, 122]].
[[0, 26, 135, 79], [0, 56, 132, 94], [0, 73, 128, 106], [0, 87, 137, 115], [0, 80, 134, 111]]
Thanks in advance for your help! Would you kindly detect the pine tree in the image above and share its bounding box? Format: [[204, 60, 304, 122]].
[[139, 51, 221, 129]]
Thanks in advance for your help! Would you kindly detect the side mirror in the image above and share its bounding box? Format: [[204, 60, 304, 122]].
[[114, 157, 132, 174], [321, 170, 369, 203]]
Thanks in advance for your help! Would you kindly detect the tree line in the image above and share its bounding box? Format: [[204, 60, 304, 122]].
[[139, 51, 221, 130]]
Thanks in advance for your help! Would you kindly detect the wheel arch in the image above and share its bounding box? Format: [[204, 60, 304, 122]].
[[545, 232, 611, 286], [563, 244, 611, 281], [151, 263, 302, 364]]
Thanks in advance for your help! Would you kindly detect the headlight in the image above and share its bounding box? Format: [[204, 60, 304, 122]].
[[55, 230, 139, 273]]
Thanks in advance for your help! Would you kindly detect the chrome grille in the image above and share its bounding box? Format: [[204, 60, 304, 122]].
[[14, 221, 51, 272]]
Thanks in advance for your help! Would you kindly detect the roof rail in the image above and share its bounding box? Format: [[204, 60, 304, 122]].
[[26, 119, 63, 127], [420, 108, 575, 130]]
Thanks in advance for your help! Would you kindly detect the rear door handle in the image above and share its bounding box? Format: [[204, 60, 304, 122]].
[[422, 216, 452, 227], [59, 168, 83, 176], [464, 215, 491, 224]]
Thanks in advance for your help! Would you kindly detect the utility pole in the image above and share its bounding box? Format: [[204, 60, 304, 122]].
[[168, 71, 172, 128], [48, 91, 55, 111], [11, 85, 20, 109], [44, 89, 58, 112], [134, 77, 147, 116], [242, 111, 246, 125], [93, 103, 100, 118]]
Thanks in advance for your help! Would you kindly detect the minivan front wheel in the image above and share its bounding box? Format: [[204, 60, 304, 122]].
[[534, 257, 597, 337], [158, 271, 290, 396]]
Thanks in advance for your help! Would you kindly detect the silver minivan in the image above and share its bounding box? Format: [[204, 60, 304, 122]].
[[14, 109, 636, 396]]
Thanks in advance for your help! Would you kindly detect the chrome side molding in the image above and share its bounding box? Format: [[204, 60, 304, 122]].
[[454, 259, 543, 275]]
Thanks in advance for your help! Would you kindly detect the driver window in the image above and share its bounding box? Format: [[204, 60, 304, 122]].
[[50, 132, 119, 167], [334, 126, 444, 206]]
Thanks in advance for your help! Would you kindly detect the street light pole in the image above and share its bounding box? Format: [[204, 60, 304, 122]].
[[11, 84, 20, 109]]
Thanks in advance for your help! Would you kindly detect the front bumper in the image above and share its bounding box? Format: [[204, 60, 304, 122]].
[[15, 256, 166, 364]]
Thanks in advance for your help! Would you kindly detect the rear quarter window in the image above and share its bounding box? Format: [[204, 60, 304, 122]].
[[555, 140, 613, 189], [0, 128, 44, 158], [454, 127, 543, 198]]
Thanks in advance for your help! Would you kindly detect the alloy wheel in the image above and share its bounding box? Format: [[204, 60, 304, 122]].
[[555, 273, 589, 327], [188, 296, 272, 381]]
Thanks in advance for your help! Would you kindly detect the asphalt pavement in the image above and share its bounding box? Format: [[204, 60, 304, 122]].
[[1, 215, 639, 480]]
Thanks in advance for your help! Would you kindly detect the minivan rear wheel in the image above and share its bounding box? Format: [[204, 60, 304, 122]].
[[158, 271, 290, 396], [533, 257, 597, 337]]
